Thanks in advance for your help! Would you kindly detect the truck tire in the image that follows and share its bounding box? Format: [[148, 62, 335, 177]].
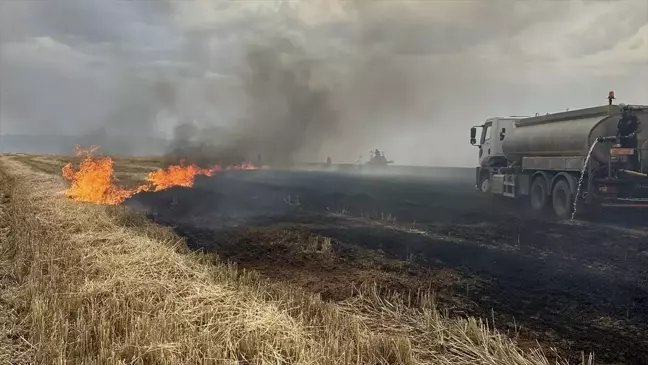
[[530, 176, 548, 211], [478, 173, 490, 193], [552, 179, 573, 219]]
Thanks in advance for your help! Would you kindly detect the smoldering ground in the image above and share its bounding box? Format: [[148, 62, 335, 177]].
[[125, 165, 648, 364]]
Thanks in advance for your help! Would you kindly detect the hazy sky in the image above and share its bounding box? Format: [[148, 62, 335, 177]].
[[1, 0, 647, 166]]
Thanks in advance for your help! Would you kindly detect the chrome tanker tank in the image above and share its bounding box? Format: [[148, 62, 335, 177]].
[[502, 105, 648, 167]]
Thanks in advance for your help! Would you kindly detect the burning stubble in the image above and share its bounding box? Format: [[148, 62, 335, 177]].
[[62, 145, 264, 205]]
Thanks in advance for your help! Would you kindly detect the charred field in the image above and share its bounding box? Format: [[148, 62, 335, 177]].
[[3, 153, 648, 364], [128, 167, 648, 364]]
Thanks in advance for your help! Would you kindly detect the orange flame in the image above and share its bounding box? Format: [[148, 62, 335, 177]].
[[146, 164, 217, 192], [62, 145, 265, 205], [62, 150, 145, 205]]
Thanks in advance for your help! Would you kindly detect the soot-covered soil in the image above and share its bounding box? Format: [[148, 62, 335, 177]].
[[126, 168, 648, 364]]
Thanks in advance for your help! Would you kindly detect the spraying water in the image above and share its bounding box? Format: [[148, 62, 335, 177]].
[[571, 140, 600, 221]]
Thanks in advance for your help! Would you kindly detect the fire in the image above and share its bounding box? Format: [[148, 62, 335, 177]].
[[62, 146, 145, 205], [146, 164, 218, 192], [62, 145, 265, 205]]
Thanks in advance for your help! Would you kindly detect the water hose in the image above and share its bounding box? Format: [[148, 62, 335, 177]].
[[619, 169, 648, 177]]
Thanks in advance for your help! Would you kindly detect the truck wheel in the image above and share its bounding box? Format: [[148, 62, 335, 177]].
[[479, 174, 490, 193], [552, 179, 573, 219], [530, 177, 548, 211]]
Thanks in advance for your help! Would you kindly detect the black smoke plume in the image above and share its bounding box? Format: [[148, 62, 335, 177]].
[[165, 38, 340, 167]]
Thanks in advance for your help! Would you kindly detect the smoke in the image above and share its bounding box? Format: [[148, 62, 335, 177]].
[[232, 40, 341, 165], [156, 0, 648, 167], [162, 1, 525, 167], [2, 1, 646, 165], [0, 0, 179, 155], [165, 23, 431, 167], [163, 38, 333, 166]]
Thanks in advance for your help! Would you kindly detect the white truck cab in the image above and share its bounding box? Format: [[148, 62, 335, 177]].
[[471, 117, 524, 167]]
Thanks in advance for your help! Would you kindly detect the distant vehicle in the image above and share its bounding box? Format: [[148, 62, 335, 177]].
[[366, 149, 394, 166], [471, 91, 648, 218]]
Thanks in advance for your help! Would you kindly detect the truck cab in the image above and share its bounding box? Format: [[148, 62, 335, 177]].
[[470, 117, 524, 192], [471, 118, 521, 167], [470, 117, 523, 193]]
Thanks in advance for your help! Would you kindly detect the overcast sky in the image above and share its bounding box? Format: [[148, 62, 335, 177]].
[[1, 0, 647, 166]]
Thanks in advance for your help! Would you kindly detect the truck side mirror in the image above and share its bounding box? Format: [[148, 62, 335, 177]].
[[470, 127, 477, 145], [500, 128, 506, 141]]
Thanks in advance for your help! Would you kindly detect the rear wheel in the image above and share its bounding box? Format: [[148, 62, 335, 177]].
[[530, 176, 548, 211], [552, 179, 573, 219]]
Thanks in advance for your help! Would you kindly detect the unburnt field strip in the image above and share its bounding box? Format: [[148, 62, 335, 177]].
[[0, 153, 559, 364]]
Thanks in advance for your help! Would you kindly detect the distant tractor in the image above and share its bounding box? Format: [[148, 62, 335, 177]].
[[366, 149, 394, 166]]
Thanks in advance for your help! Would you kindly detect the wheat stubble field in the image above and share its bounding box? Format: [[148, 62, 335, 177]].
[[2, 152, 646, 364]]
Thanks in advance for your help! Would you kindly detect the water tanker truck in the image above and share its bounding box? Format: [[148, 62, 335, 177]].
[[471, 92, 648, 218]]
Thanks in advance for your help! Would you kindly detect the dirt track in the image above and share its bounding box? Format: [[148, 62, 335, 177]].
[[126, 168, 648, 364]]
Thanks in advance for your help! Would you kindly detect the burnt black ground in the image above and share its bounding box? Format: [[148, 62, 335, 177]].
[[126, 168, 648, 364]]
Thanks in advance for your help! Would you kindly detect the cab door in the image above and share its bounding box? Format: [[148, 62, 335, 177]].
[[479, 121, 493, 166]]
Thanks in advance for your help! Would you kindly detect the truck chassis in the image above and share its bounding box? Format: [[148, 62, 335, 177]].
[[476, 149, 648, 219]]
